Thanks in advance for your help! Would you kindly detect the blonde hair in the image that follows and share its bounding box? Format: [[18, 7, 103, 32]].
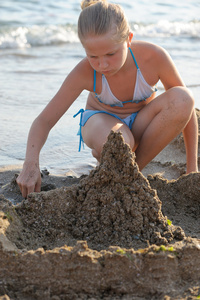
[[78, 0, 130, 43]]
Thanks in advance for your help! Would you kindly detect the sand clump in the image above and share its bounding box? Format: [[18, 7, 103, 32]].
[[0, 130, 200, 299], [8, 131, 185, 251]]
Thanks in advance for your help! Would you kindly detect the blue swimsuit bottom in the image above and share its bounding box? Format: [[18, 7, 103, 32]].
[[73, 109, 138, 151]]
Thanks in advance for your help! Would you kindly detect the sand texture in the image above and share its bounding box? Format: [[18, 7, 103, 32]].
[[0, 109, 200, 300]]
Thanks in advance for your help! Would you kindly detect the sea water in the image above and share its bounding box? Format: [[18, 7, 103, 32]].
[[0, 0, 200, 175]]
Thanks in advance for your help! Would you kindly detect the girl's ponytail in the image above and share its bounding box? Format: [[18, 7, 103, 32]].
[[81, 0, 107, 10]]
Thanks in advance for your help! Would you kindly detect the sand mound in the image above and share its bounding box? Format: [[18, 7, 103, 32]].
[[7, 132, 185, 252], [148, 172, 200, 239], [0, 131, 200, 299]]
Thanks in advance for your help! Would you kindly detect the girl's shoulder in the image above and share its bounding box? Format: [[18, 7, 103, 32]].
[[74, 57, 93, 76], [131, 41, 168, 62], [130, 40, 170, 68], [71, 57, 94, 92]]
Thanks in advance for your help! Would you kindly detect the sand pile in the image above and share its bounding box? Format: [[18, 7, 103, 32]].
[[7, 131, 185, 252], [0, 128, 200, 299], [148, 172, 200, 239]]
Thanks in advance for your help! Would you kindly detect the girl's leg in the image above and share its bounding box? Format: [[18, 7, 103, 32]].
[[131, 86, 194, 170], [81, 113, 134, 161]]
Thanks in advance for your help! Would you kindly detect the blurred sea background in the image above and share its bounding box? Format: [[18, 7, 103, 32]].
[[0, 0, 200, 176]]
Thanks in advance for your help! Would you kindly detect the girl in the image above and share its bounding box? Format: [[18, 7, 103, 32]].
[[17, 0, 198, 198]]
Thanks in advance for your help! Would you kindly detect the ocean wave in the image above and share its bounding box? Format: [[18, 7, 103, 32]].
[[0, 20, 199, 49], [0, 24, 79, 49], [132, 20, 200, 39]]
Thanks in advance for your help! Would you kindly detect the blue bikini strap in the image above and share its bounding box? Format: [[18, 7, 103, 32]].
[[129, 47, 139, 70], [93, 70, 96, 92]]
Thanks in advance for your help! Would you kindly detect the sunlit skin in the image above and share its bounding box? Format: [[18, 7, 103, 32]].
[[16, 27, 198, 198]]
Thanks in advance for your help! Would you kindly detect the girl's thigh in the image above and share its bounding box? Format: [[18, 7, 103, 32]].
[[131, 86, 194, 148], [81, 113, 135, 152], [131, 96, 162, 145]]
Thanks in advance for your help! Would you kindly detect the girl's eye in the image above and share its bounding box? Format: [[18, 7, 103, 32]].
[[107, 53, 115, 56]]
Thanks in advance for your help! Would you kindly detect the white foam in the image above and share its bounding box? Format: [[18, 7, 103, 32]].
[[132, 20, 200, 38], [0, 21, 199, 49], [0, 25, 79, 49]]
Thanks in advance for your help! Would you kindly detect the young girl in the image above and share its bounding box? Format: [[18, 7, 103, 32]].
[[17, 0, 198, 198]]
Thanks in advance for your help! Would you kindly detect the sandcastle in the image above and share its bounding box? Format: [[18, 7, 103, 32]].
[[0, 131, 200, 299], [6, 131, 185, 251]]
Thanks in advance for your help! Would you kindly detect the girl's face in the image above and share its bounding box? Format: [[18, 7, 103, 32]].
[[82, 30, 133, 77]]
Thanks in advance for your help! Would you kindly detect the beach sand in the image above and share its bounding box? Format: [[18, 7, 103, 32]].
[[0, 109, 199, 300]]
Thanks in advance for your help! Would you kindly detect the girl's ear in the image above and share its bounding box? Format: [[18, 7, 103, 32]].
[[127, 32, 133, 47]]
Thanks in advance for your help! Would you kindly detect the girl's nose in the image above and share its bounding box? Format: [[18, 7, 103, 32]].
[[99, 57, 108, 69]]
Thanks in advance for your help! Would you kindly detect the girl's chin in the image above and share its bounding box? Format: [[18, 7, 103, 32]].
[[102, 70, 118, 76]]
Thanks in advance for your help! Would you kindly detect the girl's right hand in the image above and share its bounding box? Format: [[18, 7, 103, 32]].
[[16, 162, 41, 198]]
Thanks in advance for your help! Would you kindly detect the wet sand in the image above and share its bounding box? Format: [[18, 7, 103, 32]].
[[0, 109, 199, 300]]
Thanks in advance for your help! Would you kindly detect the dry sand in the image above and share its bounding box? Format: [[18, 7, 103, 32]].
[[0, 109, 200, 300]]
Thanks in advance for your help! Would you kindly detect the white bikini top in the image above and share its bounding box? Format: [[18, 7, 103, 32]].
[[93, 47, 157, 107]]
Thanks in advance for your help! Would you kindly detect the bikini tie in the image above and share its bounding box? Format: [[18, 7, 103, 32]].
[[73, 108, 85, 151]]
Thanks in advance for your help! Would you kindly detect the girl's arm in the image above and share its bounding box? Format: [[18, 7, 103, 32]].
[[182, 109, 198, 173], [17, 59, 92, 198]]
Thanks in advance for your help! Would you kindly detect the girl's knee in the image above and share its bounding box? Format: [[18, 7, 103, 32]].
[[167, 86, 194, 119], [120, 129, 135, 150], [183, 87, 195, 112], [92, 148, 101, 161], [170, 86, 194, 107]]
